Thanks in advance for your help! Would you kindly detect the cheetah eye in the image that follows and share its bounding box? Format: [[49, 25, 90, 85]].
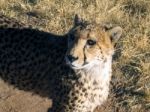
[[87, 39, 96, 46]]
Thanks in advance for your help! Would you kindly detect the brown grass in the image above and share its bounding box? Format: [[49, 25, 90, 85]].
[[0, 0, 150, 112]]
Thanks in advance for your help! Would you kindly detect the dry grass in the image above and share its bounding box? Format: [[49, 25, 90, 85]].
[[0, 0, 149, 112]]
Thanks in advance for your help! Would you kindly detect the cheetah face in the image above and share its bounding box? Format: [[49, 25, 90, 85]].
[[66, 15, 122, 70]]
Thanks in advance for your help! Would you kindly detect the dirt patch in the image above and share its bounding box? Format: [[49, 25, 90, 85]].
[[0, 79, 52, 112]]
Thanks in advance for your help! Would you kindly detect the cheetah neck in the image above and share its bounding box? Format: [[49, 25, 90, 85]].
[[75, 56, 112, 84]]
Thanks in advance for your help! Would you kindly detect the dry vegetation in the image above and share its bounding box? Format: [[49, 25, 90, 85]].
[[0, 0, 150, 112]]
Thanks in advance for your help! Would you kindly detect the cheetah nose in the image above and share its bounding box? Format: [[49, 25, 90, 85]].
[[67, 55, 78, 63]]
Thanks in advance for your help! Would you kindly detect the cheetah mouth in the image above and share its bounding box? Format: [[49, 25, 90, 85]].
[[68, 63, 90, 69], [65, 59, 91, 69], [65, 56, 101, 70]]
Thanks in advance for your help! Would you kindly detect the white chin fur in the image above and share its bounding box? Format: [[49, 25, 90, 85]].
[[69, 60, 101, 70]]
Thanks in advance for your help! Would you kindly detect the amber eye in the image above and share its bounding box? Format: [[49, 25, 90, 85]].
[[87, 39, 96, 46]]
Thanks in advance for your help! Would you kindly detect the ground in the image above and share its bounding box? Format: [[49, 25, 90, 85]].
[[0, 79, 51, 112], [0, 0, 150, 112]]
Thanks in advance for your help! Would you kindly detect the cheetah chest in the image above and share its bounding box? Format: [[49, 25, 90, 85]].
[[71, 77, 110, 111], [68, 58, 112, 111]]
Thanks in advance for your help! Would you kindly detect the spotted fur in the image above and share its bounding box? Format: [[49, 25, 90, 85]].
[[0, 14, 122, 112]]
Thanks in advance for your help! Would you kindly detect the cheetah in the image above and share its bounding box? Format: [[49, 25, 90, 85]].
[[0, 14, 122, 112]]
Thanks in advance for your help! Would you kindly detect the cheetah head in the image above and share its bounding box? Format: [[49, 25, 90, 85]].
[[66, 15, 122, 70]]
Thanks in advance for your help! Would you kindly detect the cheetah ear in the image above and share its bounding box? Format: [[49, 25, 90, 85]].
[[74, 14, 83, 26], [108, 26, 122, 44]]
